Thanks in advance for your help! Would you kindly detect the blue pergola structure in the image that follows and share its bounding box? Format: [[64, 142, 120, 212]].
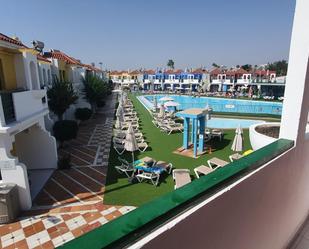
[[176, 108, 208, 158]]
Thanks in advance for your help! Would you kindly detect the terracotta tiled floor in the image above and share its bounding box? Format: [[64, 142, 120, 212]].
[[0, 94, 136, 249]]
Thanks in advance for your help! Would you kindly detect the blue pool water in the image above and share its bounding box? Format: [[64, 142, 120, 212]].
[[143, 94, 282, 115], [206, 118, 264, 129], [137, 95, 267, 128]]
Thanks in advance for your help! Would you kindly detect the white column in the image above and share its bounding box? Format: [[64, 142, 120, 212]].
[[279, 0, 309, 142]]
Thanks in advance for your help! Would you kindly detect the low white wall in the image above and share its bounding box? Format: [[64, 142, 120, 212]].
[[15, 124, 57, 170], [249, 123, 279, 150], [13, 90, 47, 121]]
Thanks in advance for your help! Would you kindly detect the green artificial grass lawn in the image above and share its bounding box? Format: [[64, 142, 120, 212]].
[[103, 94, 252, 207]]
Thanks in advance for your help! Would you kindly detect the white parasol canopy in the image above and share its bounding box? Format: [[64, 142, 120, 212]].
[[159, 96, 174, 102], [124, 124, 139, 164], [158, 104, 165, 118], [205, 104, 212, 121], [153, 97, 158, 111], [164, 101, 180, 107], [231, 125, 243, 152], [116, 104, 123, 117], [115, 118, 122, 129]]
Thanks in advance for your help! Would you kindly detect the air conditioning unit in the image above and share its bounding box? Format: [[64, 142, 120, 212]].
[[0, 183, 20, 224]]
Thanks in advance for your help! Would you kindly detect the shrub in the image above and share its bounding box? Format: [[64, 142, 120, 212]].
[[75, 108, 92, 121], [82, 74, 109, 112], [53, 120, 78, 147], [47, 78, 78, 120], [58, 154, 71, 170]]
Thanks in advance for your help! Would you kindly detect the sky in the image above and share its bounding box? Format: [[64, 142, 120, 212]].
[[0, 0, 295, 70]]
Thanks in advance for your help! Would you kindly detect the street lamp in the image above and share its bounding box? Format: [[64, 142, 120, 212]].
[[99, 62, 103, 78], [99, 62, 103, 71]]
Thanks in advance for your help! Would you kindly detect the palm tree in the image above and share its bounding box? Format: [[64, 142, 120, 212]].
[[47, 78, 78, 120], [167, 59, 175, 69], [82, 74, 109, 112]]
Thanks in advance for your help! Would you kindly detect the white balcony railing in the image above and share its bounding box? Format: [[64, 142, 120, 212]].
[[182, 79, 200, 84], [164, 79, 180, 84]]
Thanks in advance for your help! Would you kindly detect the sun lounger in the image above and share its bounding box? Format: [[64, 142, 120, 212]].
[[124, 117, 139, 122], [173, 169, 191, 189], [113, 141, 148, 155], [115, 157, 135, 177], [136, 171, 161, 186], [113, 142, 126, 155], [207, 157, 229, 169], [120, 122, 139, 130], [114, 131, 143, 140], [161, 123, 184, 135], [194, 165, 214, 178], [155, 161, 173, 174], [137, 142, 148, 152], [113, 136, 145, 144], [229, 153, 243, 162], [211, 129, 223, 141]]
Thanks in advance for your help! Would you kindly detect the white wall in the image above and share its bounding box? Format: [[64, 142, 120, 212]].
[[12, 90, 47, 121], [14, 123, 57, 170], [249, 123, 278, 150], [14, 54, 27, 90], [0, 134, 32, 210], [22, 51, 40, 90], [280, 0, 309, 141], [38, 62, 52, 87]]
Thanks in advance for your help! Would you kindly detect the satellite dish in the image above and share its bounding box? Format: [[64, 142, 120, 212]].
[[32, 40, 44, 52]]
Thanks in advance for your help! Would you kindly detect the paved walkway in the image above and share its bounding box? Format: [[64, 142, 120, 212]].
[[0, 93, 136, 249]]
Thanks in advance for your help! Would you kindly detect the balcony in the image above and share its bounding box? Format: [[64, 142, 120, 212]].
[[182, 79, 200, 84], [122, 79, 136, 85], [164, 79, 180, 84], [0, 89, 48, 129]]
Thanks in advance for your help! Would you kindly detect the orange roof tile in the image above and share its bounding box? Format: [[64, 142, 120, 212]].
[[191, 68, 208, 74], [250, 69, 276, 76], [143, 69, 156, 74], [37, 54, 51, 63], [164, 69, 183, 74], [44, 50, 82, 66], [210, 68, 225, 75], [0, 33, 26, 47]]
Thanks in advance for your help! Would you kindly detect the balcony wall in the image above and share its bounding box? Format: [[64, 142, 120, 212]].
[[13, 90, 47, 121], [0, 89, 48, 127], [140, 138, 308, 249]]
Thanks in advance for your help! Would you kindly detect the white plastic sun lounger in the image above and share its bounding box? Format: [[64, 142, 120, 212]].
[[194, 165, 214, 178], [136, 171, 160, 186], [113, 141, 148, 155], [207, 157, 229, 169], [173, 169, 191, 189], [115, 157, 135, 177]]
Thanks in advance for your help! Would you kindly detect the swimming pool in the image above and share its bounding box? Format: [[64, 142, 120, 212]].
[[137, 95, 266, 128], [143, 94, 282, 115], [206, 117, 264, 129]]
